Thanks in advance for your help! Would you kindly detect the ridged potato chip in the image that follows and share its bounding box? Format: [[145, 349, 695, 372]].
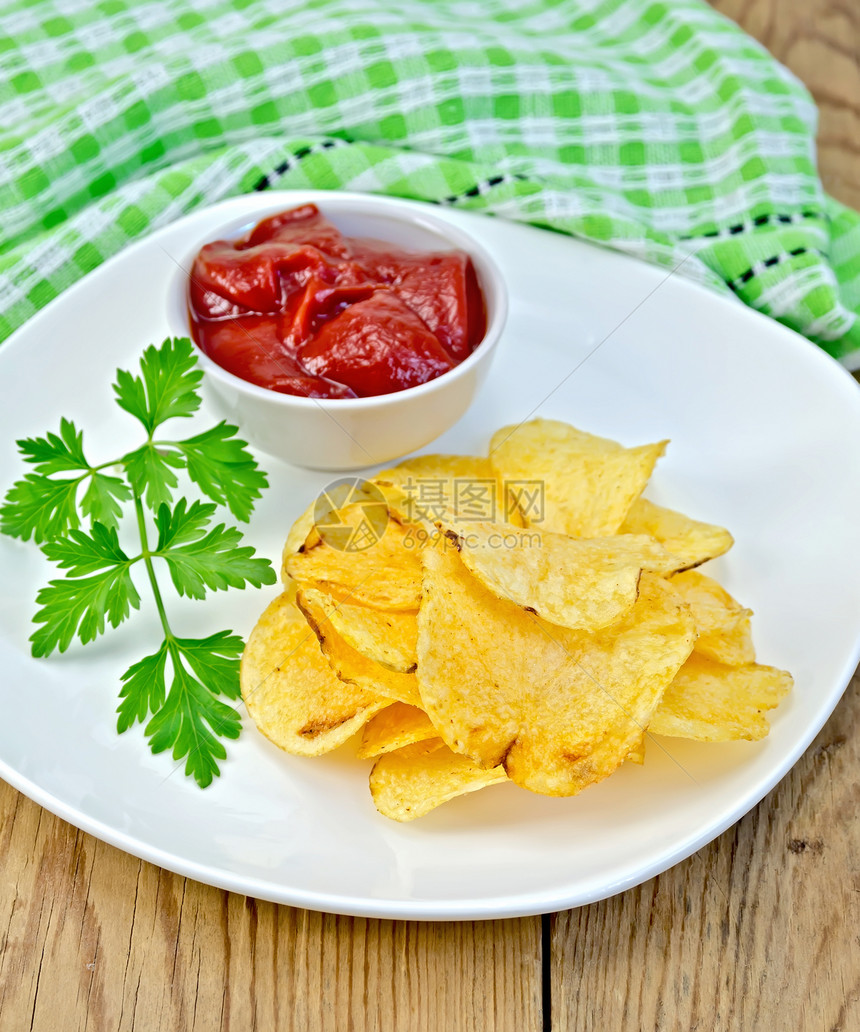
[[449, 522, 681, 631], [246, 418, 791, 820], [378, 453, 493, 482], [356, 702, 437, 759], [280, 500, 316, 583], [626, 739, 646, 765], [670, 568, 755, 665], [241, 592, 391, 756], [489, 419, 667, 537], [369, 739, 508, 821], [620, 497, 733, 571], [287, 511, 422, 610], [297, 588, 423, 707], [649, 653, 792, 741], [417, 547, 696, 796], [375, 453, 525, 529], [296, 586, 417, 672]]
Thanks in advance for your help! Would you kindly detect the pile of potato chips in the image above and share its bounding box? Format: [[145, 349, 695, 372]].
[[240, 419, 792, 821]]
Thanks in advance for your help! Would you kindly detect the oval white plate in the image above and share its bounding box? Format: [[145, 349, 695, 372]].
[[1, 191, 859, 920]]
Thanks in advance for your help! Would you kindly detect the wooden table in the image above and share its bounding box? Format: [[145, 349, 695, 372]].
[[2, 3, 858, 1028]]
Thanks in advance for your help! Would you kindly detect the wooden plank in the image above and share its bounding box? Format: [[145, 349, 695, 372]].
[[551, 665, 860, 1030], [710, 0, 860, 209], [0, 787, 542, 1031]]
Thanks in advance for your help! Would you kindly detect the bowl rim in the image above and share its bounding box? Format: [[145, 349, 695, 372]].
[[174, 193, 509, 410]]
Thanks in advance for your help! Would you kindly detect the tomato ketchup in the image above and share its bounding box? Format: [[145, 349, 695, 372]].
[[188, 205, 486, 399]]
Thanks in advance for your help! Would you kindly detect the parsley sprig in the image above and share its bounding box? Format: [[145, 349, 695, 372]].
[[1, 337, 277, 787]]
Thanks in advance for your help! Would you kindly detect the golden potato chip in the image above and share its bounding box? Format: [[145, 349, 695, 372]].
[[374, 453, 525, 529], [489, 419, 667, 537], [298, 586, 418, 672], [356, 702, 437, 759], [280, 500, 317, 582], [626, 739, 646, 765], [380, 452, 492, 478], [241, 592, 391, 756], [418, 548, 695, 796], [377, 453, 493, 492], [670, 568, 755, 665], [620, 497, 733, 571], [649, 653, 792, 741], [369, 739, 508, 821], [247, 418, 791, 820], [449, 522, 681, 631], [287, 510, 422, 610], [297, 588, 423, 707]]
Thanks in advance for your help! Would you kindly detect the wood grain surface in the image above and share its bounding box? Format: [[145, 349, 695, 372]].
[[1, 4, 858, 1030], [712, 0, 860, 210], [551, 668, 860, 1032], [0, 789, 542, 1032]]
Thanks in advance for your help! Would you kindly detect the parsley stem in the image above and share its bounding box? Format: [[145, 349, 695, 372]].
[[133, 495, 173, 642]]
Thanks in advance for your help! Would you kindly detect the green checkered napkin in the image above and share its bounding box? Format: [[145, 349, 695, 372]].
[[2, 0, 859, 368]]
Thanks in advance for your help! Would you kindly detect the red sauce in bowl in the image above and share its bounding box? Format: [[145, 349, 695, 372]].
[[188, 204, 487, 399]]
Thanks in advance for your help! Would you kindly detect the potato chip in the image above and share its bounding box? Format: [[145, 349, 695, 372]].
[[374, 453, 525, 529], [280, 500, 316, 582], [356, 702, 437, 759], [251, 417, 791, 820], [626, 739, 646, 765], [379, 453, 493, 479], [298, 586, 418, 672], [369, 739, 508, 821], [450, 522, 680, 631], [620, 497, 733, 571], [417, 547, 695, 795], [649, 653, 792, 741], [287, 509, 422, 610], [670, 568, 755, 665], [297, 588, 423, 707], [377, 454, 493, 494], [489, 419, 667, 537], [241, 592, 391, 756]]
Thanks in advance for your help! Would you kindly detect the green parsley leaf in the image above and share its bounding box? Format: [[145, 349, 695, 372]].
[[123, 442, 183, 511], [113, 337, 202, 434], [144, 644, 242, 788], [17, 418, 89, 474], [80, 471, 132, 529], [153, 499, 276, 599], [31, 559, 141, 657], [4, 336, 275, 787], [1, 472, 82, 543], [174, 631, 245, 700], [41, 523, 136, 576], [173, 422, 269, 522], [152, 497, 216, 548], [117, 634, 243, 743], [117, 641, 169, 732]]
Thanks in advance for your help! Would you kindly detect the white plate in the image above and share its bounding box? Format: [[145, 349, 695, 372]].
[[1, 191, 859, 920]]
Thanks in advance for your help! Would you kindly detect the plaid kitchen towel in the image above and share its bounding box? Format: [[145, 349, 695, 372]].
[[2, 0, 859, 368]]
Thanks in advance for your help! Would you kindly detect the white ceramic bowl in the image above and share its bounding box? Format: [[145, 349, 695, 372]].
[[166, 194, 507, 470]]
